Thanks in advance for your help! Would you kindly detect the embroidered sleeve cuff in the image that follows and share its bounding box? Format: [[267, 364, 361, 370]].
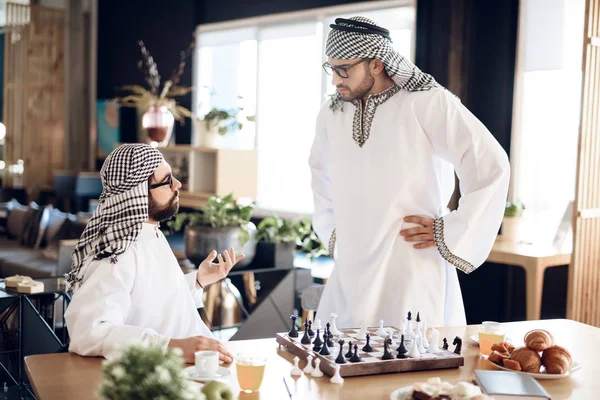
[[328, 229, 337, 258], [433, 217, 476, 274]]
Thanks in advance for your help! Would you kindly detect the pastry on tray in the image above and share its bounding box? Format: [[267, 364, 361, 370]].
[[16, 280, 44, 294], [488, 350, 509, 365], [508, 347, 542, 373], [391, 377, 494, 400], [524, 329, 554, 352], [541, 345, 572, 374]]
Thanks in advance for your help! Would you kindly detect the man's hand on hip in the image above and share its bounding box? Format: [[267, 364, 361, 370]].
[[168, 336, 234, 364], [400, 216, 436, 249]]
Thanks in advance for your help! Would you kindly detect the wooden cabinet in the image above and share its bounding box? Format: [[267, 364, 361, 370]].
[[158, 145, 258, 209]]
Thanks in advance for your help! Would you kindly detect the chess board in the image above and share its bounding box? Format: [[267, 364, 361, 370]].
[[275, 326, 464, 378]]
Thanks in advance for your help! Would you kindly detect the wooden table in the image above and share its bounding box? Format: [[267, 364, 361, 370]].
[[487, 238, 572, 321], [25, 319, 596, 400]]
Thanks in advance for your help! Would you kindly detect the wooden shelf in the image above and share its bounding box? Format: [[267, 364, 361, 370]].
[[178, 191, 212, 209]]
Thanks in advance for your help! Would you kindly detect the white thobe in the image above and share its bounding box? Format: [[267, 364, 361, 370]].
[[309, 86, 510, 329], [65, 223, 213, 359]]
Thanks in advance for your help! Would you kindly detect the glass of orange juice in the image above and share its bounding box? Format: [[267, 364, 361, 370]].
[[236, 353, 267, 393], [478, 321, 506, 356]]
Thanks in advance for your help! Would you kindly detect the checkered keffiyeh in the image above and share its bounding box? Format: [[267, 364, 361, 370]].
[[326, 16, 441, 108], [66, 144, 163, 292]]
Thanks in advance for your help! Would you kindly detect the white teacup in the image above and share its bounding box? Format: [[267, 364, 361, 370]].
[[195, 350, 219, 377]]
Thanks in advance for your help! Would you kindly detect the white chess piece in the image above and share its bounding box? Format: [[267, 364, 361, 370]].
[[403, 314, 413, 342], [356, 319, 367, 340], [427, 329, 441, 353], [303, 355, 314, 373], [376, 320, 387, 337], [421, 319, 430, 350], [314, 319, 322, 330], [311, 358, 324, 377], [417, 336, 427, 354], [330, 313, 340, 336], [330, 364, 344, 384], [387, 328, 396, 345], [291, 356, 303, 376], [408, 336, 421, 358]]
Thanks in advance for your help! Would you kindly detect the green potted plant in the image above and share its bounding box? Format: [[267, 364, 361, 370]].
[[502, 200, 526, 242], [166, 194, 257, 268], [195, 102, 255, 148]]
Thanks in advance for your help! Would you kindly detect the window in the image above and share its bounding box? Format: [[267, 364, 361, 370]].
[[194, 1, 416, 215]]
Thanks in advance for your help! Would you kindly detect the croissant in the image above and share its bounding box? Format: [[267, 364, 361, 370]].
[[488, 350, 509, 365], [502, 358, 522, 371], [524, 329, 554, 352], [542, 345, 572, 374], [491, 342, 514, 355], [509, 346, 542, 373]]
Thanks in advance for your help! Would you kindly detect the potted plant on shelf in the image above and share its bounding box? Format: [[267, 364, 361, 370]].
[[502, 200, 526, 242], [254, 214, 310, 268], [194, 95, 255, 148], [166, 194, 257, 268], [116, 40, 195, 147]]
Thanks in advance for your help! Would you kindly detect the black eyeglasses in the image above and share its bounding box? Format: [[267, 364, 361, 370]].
[[322, 58, 372, 78], [150, 174, 173, 190]]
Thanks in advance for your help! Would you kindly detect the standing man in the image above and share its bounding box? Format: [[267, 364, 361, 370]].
[[309, 17, 510, 329]]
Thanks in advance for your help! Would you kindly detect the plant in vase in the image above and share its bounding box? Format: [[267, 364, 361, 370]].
[[116, 40, 195, 147], [502, 200, 526, 242], [255, 213, 310, 268], [195, 95, 255, 148], [165, 194, 257, 268]]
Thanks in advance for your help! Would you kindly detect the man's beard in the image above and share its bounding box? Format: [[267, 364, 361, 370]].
[[337, 68, 375, 102], [148, 192, 179, 222]]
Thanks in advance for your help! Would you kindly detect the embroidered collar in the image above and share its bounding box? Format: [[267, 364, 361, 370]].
[[351, 84, 400, 147]]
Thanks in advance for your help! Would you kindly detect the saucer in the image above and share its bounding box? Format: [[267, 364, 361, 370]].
[[184, 366, 231, 382]]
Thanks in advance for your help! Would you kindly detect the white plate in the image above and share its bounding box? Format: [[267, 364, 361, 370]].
[[184, 366, 232, 382], [470, 334, 512, 346], [389, 385, 414, 400], [488, 358, 582, 380]]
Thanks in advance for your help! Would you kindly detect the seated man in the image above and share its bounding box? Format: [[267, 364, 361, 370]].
[[65, 144, 241, 363]]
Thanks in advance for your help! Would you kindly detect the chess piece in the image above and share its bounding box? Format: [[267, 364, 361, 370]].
[[362, 334, 374, 352], [396, 334, 409, 359], [427, 329, 441, 353], [345, 341, 354, 358], [289, 315, 299, 338], [308, 320, 315, 337], [417, 336, 427, 354], [404, 312, 413, 342], [421, 319, 430, 350], [416, 312, 421, 323], [453, 336, 463, 355], [330, 364, 344, 384], [387, 328, 396, 345], [303, 355, 314, 374], [312, 329, 323, 352], [311, 358, 324, 377], [326, 330, 335, 348], [443, 337, 449, 350], [376, 320, 387, 337], [382, 337, 394, 360], [408, 336, 421, 358], [335, 340, 347, 364], [350, 344, 362, 362], [314, 318, 322, 330], [330, 313, 340, 336], [301, 321, 312, 345], [319, 330, 331, 356], [356, 319, 368, 340], [291, 356, 302, 376]]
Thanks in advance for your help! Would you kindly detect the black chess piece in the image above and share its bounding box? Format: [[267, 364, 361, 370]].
[[416, 312, 421, 323], [312, 329, 323, 352], [442, 337, 449, 350], [301, 320, 311, 344], [335, 340, 347, 364], [452, 336, 462, 355], [362, 333, 374, 352], [288, 315, 299, 338], [350, 344, 362, 363], [382, 337, 394, 360], [396, 334, 408, 358], [345, 341, 354, 358], [308, 320, 315, 337], [319, 330, 331, 356], [326, 331, 334, 348], [407, 311, 412, 321]]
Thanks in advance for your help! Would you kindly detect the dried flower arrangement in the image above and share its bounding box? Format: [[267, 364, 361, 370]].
[[116, 40, 195, 123]]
